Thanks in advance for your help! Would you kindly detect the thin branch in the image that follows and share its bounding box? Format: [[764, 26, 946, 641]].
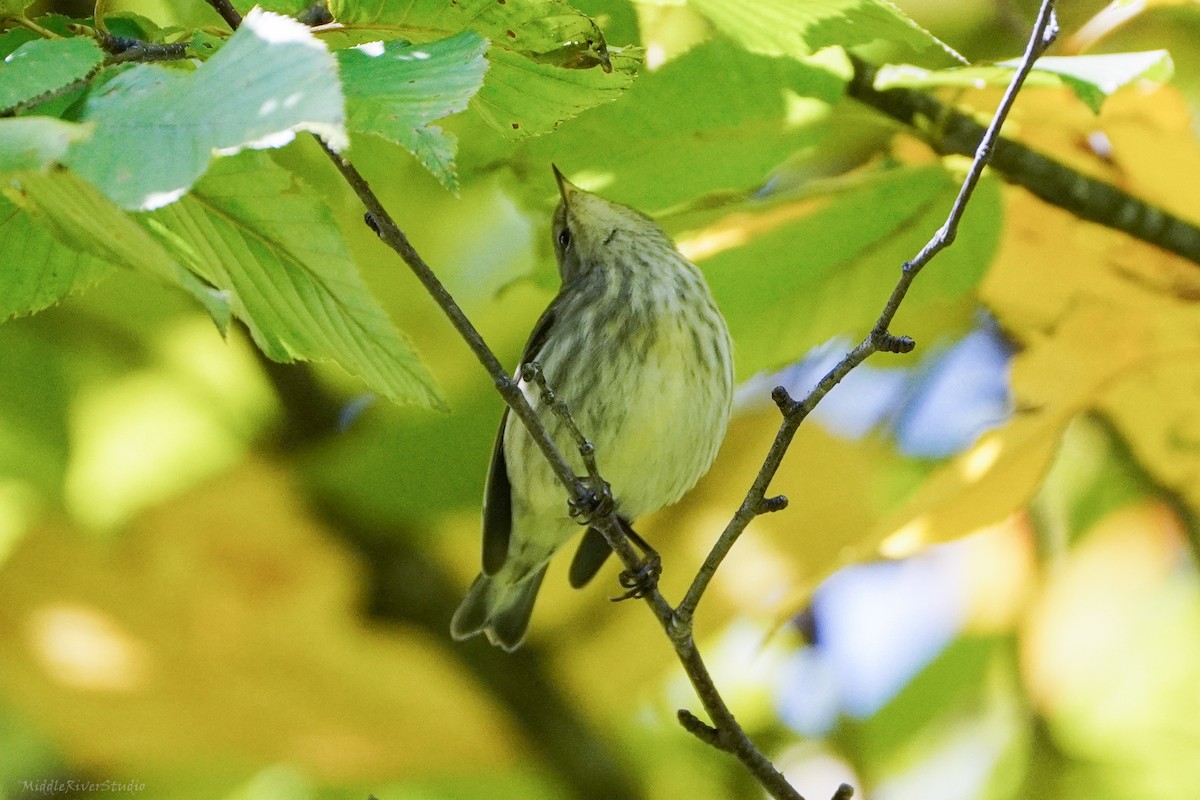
[[98, 33, 190, 63], [676, 0, 1059, 623], [6, 15, 63, 39], [203, 0, 242, 29]]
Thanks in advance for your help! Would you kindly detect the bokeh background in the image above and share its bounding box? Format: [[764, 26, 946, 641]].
[[3, 0, 1200, 798]]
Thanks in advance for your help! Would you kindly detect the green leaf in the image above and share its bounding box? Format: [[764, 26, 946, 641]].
[[0, 0, 32, 18], [339, 32, 489, 191], [474, 44, 638, 138], [0, 36, 103, 112], [2, 169, 231, 327], [689, 165, 1001, 377], [328, 0, 641, 138], [683, 0, 964, 64], [1008, 51, 1173, 113], [0, 117, 91, 172], [0, 323, 72, 497], [875, 51, 1174, 113], [0, 194, 112, 320], [64, 8, 346, 210], [143, 152, 445, 409], [520, 38, 844, 211]]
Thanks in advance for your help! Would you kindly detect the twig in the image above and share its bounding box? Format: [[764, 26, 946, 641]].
[[203, 0, 242, 29], [676, 0, 1059, 623], [7, 15, 63, 39], [97, 33, 190, 63]]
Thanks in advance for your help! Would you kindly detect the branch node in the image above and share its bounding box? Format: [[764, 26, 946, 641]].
[[364, 212, 381, 236], [831, 784, 855, 800], [876, 332, 916, 354], [668, 609, 693, 643], [770, 385, 795, 415], [677, 709, 727, 750], [758, 495, 788, 514]]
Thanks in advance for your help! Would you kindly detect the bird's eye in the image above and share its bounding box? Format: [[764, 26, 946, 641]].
[[557, 228, 571, 249]]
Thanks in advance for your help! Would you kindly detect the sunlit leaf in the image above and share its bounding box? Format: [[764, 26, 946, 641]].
[[0, 117, 90, 172], [340, 32, 489, 190], [519, 37, 845, 211], [683, 0, 964, 63], [875, 51, 1174, 113], [143, 152, 445, 409], [0, 194, 111, 320], [683, 165, 1000, 378], [328, 0, 641, 138], [0, 36, 102, 112], [1, 170, 230, 326], [64, 8, 346, 210]]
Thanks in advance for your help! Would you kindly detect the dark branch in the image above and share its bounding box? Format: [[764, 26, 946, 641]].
[[203, 0, 243, 30], [846, 45, 1200, 269]]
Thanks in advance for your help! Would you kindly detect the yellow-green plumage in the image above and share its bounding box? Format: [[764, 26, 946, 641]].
[[451, 168, 733, 651]]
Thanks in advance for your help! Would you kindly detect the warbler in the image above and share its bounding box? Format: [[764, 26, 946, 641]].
[[451, 166, 734, 651]]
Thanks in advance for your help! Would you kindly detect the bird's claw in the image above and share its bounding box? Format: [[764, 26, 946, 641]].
[[569, 478, 613, 524], [612, 553, 662, 601]]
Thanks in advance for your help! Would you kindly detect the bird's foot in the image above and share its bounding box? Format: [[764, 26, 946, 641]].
[[612, 530, 662, 601], [569, 477, 613, 524]]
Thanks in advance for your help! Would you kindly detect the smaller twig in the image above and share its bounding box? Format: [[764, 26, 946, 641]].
[[98, 33, 189, 62], [203, 0, 243, 30], [678, 709, 725, 749], [94, 0, 111, 35], [8, 16, 63, 39], [830, 785, 854, 800]]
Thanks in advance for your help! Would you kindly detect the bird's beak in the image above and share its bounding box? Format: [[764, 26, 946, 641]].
[[552, 164, 577, 205]]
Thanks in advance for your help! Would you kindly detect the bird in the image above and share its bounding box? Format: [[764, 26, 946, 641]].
[[451, 166, 734, 651]]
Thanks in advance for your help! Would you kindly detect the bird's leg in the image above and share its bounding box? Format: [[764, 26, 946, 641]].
[[521, 361, 613, 521], [612, 519, 661, 602]]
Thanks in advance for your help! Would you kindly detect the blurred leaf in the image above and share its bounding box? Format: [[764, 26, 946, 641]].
[[0, 462, 526, 782], [1034, 416, 1158, 549], [144, 152, 445, 409], [838, 635, 1000, 772], [870, 301, 1136, 558], [339, 32, 489, 191], [0, 194, 112, 320], [686, 164, 1000, 378], [0, 117, 90, 172], [683, 0, 964, 63], [65, 8, 346, 210], [328, 0, 640, 138], [519, 37, 845, 211], [2, 169, 231, 326], [0, 0, 31, 17], [1022, 502, 1200, 798], [631, 410, 917, 633], [875, 51, 1174, 113], [0, 36, 102, 112], [0, 323, 71, 495]]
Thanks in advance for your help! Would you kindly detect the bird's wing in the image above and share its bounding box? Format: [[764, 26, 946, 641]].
[[481, 302, 560, 575]]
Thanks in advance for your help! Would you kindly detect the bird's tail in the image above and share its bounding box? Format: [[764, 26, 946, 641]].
[[450, 565, 548, 651]]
